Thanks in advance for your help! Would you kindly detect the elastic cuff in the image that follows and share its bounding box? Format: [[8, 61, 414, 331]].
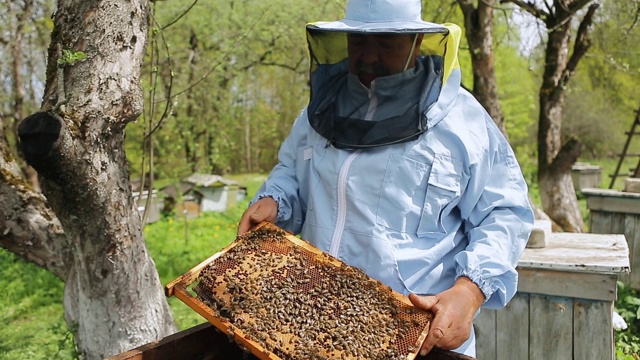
[[457, 269, 494, 304], [257, 193, 285, 222]]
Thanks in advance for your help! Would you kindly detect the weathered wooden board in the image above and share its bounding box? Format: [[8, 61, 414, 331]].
[[105, 322, 246, 360], [584, 189, 640, 215], [473, 233, 628, 360], [517, 268, 618, 301], [517, 233, 629, 275], [573, 299, 614, 360], [529, 295, 573, 359], [107, 322, 475, 360], [496, 293, 529, 360], [584, 188, 640, 290], [473, 309, 496, 360], [625, 214, 640, 289]]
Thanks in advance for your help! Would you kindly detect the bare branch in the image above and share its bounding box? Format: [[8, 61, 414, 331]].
[[255, 58, 306, 73], [161, 0, 198, 30], [627, 2, 640, 32], [562, 3, 599, 84], [550, 136, 583, 173], [457, 0, 475, 15], [550, 0, 595, 31], [500, 0, 549, 20]]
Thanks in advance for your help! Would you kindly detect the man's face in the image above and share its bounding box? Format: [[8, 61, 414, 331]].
[[347, 33, 422, 88]]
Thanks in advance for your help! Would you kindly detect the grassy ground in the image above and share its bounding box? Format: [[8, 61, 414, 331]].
[[1, 171, 639, 359]]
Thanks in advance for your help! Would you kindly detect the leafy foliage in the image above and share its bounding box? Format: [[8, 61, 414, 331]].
[[562, 2, 640, 160], [615, 282, 640, 359], [126, 0, 345, 181], [56, 49, 87, 66]]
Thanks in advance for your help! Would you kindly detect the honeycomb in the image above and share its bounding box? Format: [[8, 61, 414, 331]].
[[187, 222, 432, 360]]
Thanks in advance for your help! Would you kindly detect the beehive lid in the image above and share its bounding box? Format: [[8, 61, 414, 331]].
[[166, 222, 433, 360]]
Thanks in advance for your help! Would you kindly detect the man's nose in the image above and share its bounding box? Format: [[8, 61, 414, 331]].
[[360, 45, 380, 65]]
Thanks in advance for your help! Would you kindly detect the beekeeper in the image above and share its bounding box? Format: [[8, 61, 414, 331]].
[[238, 0, 534, 356]]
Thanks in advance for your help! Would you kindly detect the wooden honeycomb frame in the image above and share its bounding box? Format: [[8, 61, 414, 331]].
[[166, 222, 432, 360]]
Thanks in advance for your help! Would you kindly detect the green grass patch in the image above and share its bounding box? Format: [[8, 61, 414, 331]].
[[0, 249, 79, 359]]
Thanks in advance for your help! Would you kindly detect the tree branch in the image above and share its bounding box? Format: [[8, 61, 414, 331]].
[[548, 0, 595, 32], [457, 0, 475, 15], [550, 137, 583, 173], [563, 3, 599, 80], [500, 0, 549, 20], [1, 120, 70, 279]]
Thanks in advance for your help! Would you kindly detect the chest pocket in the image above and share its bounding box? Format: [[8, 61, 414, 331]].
[[376, 153, 463, 236], [418, 154, 463, 237], [376, 154, 430, 233]]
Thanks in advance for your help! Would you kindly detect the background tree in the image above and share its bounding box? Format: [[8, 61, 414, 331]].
[[0, 0, 52, 190], [126, 0, 345, 180], [563, 2, 640, 161], [455, 0, 563, 226], [7, 0, 177, 359], [457, 0, 508, 138], [500, 0, 600, 232]]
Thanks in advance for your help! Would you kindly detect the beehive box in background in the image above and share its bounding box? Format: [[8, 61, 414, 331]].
[[166, 222, 434, 360]]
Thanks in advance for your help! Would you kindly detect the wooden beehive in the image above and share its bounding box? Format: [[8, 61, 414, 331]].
[[166, 222, 434, 360]]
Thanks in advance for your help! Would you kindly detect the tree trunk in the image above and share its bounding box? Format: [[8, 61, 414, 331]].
[[504, 0, 599, 232], [0, 121, 70, 278], [457, 0, 508, 139], [16, 0, 177, 358]]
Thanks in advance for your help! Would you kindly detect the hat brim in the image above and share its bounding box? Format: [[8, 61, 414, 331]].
[[307, 19, 449, 34]]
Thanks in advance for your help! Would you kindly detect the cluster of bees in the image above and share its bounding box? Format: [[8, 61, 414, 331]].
[[194, 225, 431, 360]]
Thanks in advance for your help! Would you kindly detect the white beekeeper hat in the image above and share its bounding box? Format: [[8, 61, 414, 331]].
[[307, 0, 448, 34], [305, 0, 460, 83]]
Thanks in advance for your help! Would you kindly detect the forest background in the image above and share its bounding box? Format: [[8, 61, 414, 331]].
[[4, 0, 638, 182], [1, 0, 640, 359]]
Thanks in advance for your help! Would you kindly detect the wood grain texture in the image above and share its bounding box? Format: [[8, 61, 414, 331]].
[[573, 300, 614, 360], [529, 295, 573, 359]]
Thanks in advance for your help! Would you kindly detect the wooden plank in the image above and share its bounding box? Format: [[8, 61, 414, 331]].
[[518, 268, 618, 301], [473, 309, 496, 360], [590, 211, 613, 234], [496, 293, 529, 360], [626, 215, 640, 290], [518, 233, 629, 275], [529, 295, 573, 359], [584, 189, 640, 215], [573, 299, 614, 360], [611, 212, 627, 234], [107, 322, 475, 360], [104, 322, 242, 360]]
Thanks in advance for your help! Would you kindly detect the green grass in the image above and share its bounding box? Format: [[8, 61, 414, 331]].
[[1, 172, 639, 359], [0, 250, 79, 360]]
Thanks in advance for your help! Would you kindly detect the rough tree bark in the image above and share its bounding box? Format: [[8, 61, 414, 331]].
[[502, 0, 599, 232], [456, 0, 560, 228], [457, 0, 508, 139], [12, 0, 177, 358]]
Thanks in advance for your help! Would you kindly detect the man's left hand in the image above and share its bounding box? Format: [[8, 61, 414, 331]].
[[409, 276, 485, 356]]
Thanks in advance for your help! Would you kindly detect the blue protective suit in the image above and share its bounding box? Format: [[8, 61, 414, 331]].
[[250, 24, 534, 357]]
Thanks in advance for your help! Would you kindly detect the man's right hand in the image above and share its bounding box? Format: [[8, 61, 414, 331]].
[[237, 197, 278, 235]]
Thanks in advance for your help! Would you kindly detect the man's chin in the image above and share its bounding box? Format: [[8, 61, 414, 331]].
[[359, 74, 376, 88]]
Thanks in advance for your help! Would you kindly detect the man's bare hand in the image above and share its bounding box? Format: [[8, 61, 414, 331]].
[[237, 197, 278, 235], [409, 277, 485, 356]]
